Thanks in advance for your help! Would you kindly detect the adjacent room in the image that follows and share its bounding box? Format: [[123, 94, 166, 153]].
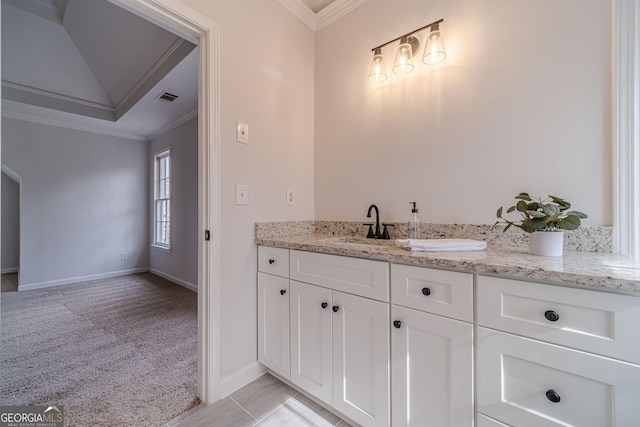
[[1, 0, 200, 425]]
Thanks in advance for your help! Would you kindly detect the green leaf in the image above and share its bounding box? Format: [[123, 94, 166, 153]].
[[515, 193, 532, 201], [496, 207, 503, 218], [567, 210, 588, 219], [507, 206, 516, 214], [516, 201, 528, 212], [550, 195, 571, 210], [557, 215, 581, 230], [526, 202, 540, 211], [503, 222, 513, 233], [526, 210, 546, 218], [540, 203, 559, 216]]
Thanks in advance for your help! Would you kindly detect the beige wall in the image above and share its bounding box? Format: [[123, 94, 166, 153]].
[[315, 0, 612, 226], [178, 0, 316, 381]]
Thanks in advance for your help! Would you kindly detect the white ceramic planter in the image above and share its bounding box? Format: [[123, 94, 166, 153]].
[[529, 231, 564, 256]]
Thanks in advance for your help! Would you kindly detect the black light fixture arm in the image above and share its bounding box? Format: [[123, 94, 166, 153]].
[[371, 18, 444, 51]]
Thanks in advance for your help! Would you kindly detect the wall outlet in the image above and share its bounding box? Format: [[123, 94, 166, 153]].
[[286, 187, 295, 206], [121, 252, 128, 261], [236, 184, 249, 205]]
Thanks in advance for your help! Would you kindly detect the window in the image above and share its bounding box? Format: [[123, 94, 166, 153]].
[[154, 149, 171, 249]]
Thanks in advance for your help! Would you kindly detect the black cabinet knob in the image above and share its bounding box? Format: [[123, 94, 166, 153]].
[[321, 302, 328, 309], [268, 259, 275, 265], [393, 320, 402, 329], [280, 289, 286, 295], [422, 287, 431, 296], [544, 310, 560, 322], [332, 305, 339, 313], [546, 389, 561, 403]]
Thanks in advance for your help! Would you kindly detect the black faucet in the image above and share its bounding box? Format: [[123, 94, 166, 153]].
[[366, 204, 384, 239], [365, 204, 394, 239]]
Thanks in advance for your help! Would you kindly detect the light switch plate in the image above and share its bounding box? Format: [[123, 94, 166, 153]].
[[286, 187, 295, 206], [236, 184, 248, 205], [236, 122, 249, 144]]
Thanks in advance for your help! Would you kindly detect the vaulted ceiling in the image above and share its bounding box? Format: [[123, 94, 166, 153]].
[[1, 0, 198, 140]]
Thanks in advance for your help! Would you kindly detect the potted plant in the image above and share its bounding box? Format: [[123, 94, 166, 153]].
[[493, 192, 588, 256]]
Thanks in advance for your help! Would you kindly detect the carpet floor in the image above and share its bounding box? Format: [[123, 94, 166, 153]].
[[0, 273, 199, 426]]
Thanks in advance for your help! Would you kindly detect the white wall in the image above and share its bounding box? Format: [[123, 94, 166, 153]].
[[315, 0, 612, 226], [1, 118, 149, 288], [1, 172, 20, 272], [149, 117, 198, 288], [178, 0, 316, 382]]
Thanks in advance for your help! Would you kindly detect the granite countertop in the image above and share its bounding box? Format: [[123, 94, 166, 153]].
[[256, 233, 640, 296]]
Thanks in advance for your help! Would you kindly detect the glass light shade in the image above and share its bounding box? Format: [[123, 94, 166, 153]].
[[393, 36, 414, 74], [423, 25, 447, 65], [368, 48, 388, 83]]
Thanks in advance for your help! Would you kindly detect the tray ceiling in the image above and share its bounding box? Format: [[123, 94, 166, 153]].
[[1, 0, 197, 140]]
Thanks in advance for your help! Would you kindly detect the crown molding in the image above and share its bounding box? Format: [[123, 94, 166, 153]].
[[2, 81, 116, 121], [2, 108, 148, 142], [114, 38, 196, 120], [148, 109, 197, 140], [316, 0, 367, 30], [276, 0, 367, 31]]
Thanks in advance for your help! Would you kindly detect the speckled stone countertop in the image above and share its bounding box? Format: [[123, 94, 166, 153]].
[[256, 233, 640, 296]]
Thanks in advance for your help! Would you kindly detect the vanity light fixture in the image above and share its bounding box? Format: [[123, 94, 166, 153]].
[[368, 18, 446, 83]]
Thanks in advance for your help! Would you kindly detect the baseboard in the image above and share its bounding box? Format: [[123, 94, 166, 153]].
[[1, 267, 19, 274], [149, 268, 197, 292], [220, 362, 267, 398], [18, 268, 149, 291]]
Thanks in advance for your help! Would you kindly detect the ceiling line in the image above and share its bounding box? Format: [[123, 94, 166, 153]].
[[2, 109, 148, 142]]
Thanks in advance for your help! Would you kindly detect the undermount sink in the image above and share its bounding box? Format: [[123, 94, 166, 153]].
[[318, 237, 396, 247]]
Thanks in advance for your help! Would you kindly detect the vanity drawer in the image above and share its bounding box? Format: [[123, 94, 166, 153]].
[[477, 275, 640, 364], [258, 246, 290, 278], [477, 327, 640, 427], [391, 264, 473, 322], [290, 250, 389, 301]]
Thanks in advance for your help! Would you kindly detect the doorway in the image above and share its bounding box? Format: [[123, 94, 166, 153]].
[[108, 0, 221, 404], [1, 167, 20, 292]]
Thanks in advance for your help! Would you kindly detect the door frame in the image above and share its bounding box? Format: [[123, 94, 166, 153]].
[[108, 0, 221, 404]]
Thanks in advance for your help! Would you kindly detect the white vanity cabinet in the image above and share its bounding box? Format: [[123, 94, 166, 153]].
[[289, 250, 390, 427], [477, 275, 640, 427], [390, 264, 474, 427], [257, 246, 291, 380], [290, 280, 390, 426]]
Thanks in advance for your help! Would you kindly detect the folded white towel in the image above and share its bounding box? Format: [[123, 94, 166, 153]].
[[395, 238, 487, 252]]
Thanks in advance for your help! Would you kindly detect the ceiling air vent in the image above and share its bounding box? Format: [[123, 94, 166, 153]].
[[156, 91, 179, 103]]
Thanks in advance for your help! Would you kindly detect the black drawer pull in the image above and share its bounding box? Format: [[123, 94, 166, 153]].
[[422, 287, 431, 296], [280, 289, 286, 295], [332, 305, 339, 313], [544, 310, 560, 322], [546, 389, 561, 403], [321, 302, 328, 309], [393, 320, 402, 329], [268, 259, 275, 265]]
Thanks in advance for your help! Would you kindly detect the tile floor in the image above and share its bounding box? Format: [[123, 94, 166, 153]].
[[175, 373, 353, 427]]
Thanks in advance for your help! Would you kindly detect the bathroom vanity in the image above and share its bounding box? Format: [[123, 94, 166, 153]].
[[256, 232, 640, 427]]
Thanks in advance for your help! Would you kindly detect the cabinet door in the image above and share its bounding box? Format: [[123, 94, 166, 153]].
[[477, 327, 640, 427], [332, 291, 390, 427], [391, 305, 474, 427], [290, 280, 333, 404], [257, 272, 290, 379]]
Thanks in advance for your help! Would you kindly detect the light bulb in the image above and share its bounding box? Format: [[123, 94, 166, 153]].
[[423, 23, 446, 65], [368, 48, 388, 83], [393, 36, 414, 74]]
